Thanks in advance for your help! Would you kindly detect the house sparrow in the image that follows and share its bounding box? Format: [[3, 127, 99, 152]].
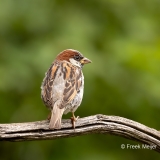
[[41, 49, 91, 129]]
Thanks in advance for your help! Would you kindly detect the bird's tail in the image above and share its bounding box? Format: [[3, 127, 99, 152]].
[[49, 100, 64, 129]]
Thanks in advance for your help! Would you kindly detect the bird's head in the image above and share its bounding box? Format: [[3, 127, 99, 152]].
[[56, 49, 91, 68]]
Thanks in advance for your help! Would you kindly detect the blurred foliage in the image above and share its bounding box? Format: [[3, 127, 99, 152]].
[[0, 0, 160, 159]]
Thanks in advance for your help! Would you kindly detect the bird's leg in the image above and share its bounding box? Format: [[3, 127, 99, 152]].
[[47, 112, 51, 120], [70, 112, 79, 129]]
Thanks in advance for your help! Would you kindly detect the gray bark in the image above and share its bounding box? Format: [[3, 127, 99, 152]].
[[0, 114, 160, 153]]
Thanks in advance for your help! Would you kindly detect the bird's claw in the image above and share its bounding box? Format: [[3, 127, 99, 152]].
[[71, 113, 79, 129]]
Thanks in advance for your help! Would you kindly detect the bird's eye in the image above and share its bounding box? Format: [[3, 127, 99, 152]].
[[74, 55, 81, 61]]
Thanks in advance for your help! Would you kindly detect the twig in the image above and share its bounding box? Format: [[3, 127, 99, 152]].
[[0, 114, 160, 152]]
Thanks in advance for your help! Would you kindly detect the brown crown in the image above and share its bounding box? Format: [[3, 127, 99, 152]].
[[56, 49, 82, 62]]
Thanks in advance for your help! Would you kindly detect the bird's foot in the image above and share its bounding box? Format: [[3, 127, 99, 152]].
[[71, 112, 79, 129]]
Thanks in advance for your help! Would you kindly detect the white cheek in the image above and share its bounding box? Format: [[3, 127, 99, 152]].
[[69, 58, 81, 68]]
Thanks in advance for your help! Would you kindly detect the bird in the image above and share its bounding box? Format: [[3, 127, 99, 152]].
[[41, 49, 91, 129]]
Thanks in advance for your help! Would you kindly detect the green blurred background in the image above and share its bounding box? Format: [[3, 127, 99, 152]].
[[0, 0, 160, 159]]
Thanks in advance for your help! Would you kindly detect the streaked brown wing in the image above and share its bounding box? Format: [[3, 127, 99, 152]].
[[59, 62, 82, 109], [41, 62, 60, 107]]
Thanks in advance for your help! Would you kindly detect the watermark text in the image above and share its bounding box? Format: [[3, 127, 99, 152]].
[[121, 144, 156, 150]]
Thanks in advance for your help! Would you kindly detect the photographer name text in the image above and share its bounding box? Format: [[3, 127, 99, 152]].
[[121, 144, 156, 150]]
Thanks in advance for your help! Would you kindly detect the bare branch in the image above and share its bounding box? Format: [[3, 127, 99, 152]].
[[0, 114, 160, 152]]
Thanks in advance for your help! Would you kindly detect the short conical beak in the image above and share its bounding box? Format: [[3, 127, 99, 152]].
[[80, 57, 92, 65]]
